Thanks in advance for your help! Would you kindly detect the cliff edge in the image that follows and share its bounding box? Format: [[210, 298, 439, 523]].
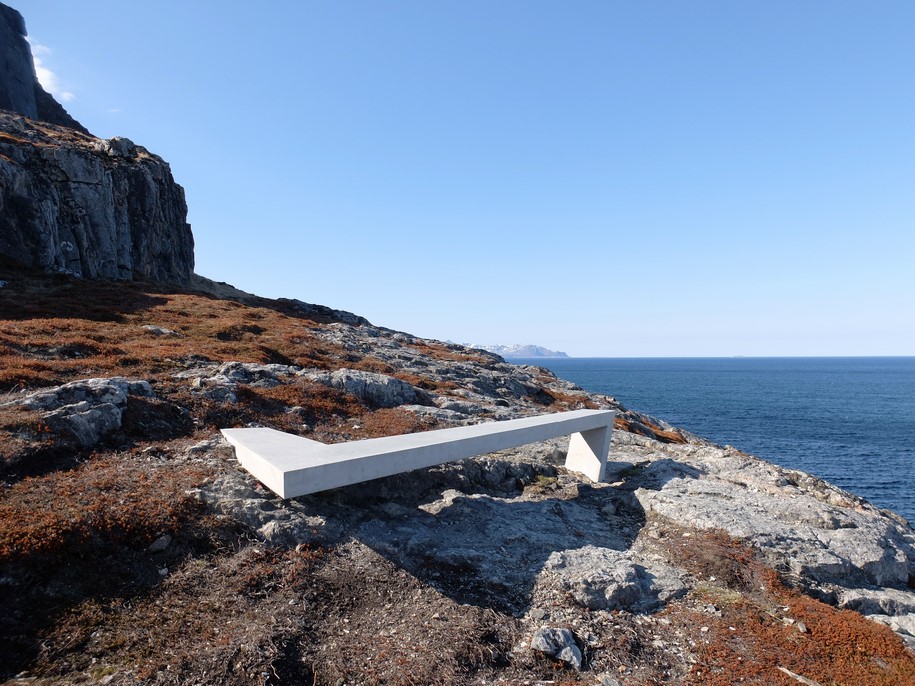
[[0, 3, 87, 133], [0, 2, 194, 283]]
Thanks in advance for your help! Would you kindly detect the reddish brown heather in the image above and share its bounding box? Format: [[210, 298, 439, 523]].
[[660, 528, 915, 685], [0, 457, 211, 560], [615, 415, 688, 444], [406, 339, 501, 367], [0, 257, 385, 369]]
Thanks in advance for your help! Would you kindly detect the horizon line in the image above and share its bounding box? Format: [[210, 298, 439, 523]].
[[506, 354, 915, 360]]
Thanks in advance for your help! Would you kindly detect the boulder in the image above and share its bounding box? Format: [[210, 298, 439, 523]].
[[216, 361, 300, 387], [311, 368, 429, 408], [15, 376, 152, 411], [6, 376, 154, 448], [530, 626, 582, 670]]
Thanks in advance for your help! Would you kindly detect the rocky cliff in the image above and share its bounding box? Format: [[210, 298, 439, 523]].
[[0, 3, 913, 684], [0, 3, 87, 133], [0, 3, 194, 283], [0, 113, 194, 282]]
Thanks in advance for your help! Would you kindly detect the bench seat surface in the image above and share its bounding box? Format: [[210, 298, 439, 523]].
[[222, 408, 615, 498]]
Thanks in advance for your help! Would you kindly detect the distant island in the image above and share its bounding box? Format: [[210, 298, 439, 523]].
[[471, 344, 570, 359]]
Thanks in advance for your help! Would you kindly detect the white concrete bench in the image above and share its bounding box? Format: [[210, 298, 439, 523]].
[[221, 408, 615, 499]]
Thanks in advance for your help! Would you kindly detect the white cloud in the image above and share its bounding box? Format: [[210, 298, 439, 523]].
[[26, 39, 75, 102]]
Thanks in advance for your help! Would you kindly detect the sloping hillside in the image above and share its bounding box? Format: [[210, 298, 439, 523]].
[[1, 258, 913, 685]]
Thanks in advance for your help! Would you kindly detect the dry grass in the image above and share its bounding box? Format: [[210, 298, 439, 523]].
[[0, 261, 352, 396], [407, 339, 500, 367], [350, 355, 397, 375], [205, 381, 368, 434], [0, 119, 97, 150], [32, 545, 329, 682], [0, 457, 211, 561], [538, 388, 599, 410], [0, 261, 540, 681], [0, 454, 221, 679], [355, 407, 437, 438], [659, 527, 915, 685]]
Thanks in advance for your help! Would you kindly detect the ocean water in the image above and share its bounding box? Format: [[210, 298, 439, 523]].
[[515, 357, 915, 525]]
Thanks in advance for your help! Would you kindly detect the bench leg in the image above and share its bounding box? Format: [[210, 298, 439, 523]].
[[565, 425, 612, 482]]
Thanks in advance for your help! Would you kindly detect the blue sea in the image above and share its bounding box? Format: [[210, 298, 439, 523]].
[[516, 357, 915, 525]]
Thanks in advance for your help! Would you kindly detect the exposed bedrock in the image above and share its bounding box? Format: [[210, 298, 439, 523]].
[[0, 113, 194, 282]]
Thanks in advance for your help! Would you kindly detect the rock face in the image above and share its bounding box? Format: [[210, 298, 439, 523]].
[[317, 368, 431, 408], [0, 3, 194, 283], [0, 113, 195, 282], [0, 3, 87, 133], [0, 5, 35, 119]]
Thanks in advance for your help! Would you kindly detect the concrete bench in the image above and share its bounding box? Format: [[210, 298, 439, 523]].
[[221, 409, 615, 499]]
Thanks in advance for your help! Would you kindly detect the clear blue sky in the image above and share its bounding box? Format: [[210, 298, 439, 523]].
[[14, 1, 915, 356]]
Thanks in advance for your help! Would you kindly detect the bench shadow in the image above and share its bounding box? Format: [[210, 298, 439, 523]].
[[318, 457, 702, 617]]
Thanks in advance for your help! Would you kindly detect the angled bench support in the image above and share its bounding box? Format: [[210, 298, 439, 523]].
[[221, 409, 615, 499]]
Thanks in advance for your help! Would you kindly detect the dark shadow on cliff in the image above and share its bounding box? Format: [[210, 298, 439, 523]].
[[0, 257, 368, 327], [312, 456, 703, 617], [187, 273, 373, 327]]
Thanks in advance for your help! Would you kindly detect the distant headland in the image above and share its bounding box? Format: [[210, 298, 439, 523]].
[[471, 344, 570, 359]]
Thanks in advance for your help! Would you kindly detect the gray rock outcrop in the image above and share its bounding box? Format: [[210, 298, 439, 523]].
[[198, 420, 915, 650], [623, 434, 915, 591], [544, 545, 687, 612], [312, 368, 430, 409], [0, 112, 195, 282], [3, 376, 153, 448], [176, 361, 304, 404], [279, 298, 370, 326], [185, 315, 915, 652]]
